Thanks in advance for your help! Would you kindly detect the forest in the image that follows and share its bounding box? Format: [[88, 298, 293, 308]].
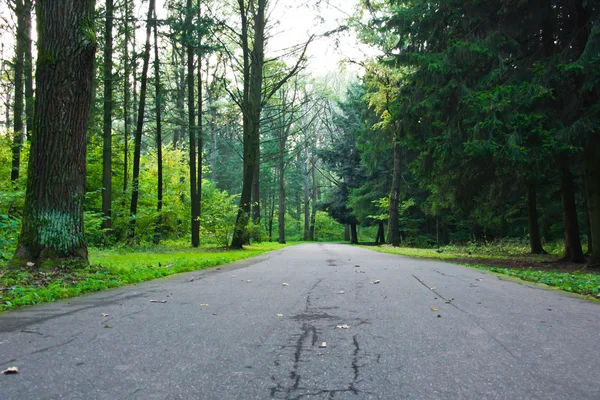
[[0, 0, 599, 274]]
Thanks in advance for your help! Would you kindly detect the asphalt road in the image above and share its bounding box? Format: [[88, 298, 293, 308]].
[[1, 243, 599, 399]]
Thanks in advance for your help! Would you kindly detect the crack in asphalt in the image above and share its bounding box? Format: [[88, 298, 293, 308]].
[[412, 274, 519, 360], [0, 332, 83, 366]]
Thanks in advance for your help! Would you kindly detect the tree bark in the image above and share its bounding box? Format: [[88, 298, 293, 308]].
[[128, 0, 155, 241], [559, 162, 585, 262], [350, 223, 358, 245], [153, 6, 163, 244], [186, 0, 199, 247], [344, 224, 350, 242], [251, 145, 260, 223], [101, 0, 114, 232], [303, 144, 310, 241], [376, 222, 385, 244], [197, 0, 204, 243], [278, 149, 286, 244], [584, 133, 600, 267], [309, 160, 317, 241], [122, 0, 131, 192], [11, 0, 26, 183], [23, 0, 33, 142], [387, 135, 401, 246], [527, 182, 547, 254], [10, 0, 96, 266]]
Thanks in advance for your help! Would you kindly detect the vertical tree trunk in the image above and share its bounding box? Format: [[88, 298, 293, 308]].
[[344, 224, 350, 242], [278, 146, 286, 244], [153, 6, 163, 244], [559, 162, 585, 262], [387, 135, 401, 246], [376, 222, 385, 244], [122, 0, 132, 192], [350, 223, 358, 245], [187, 0, 199, 247], [23, 0, 33, 142], [11, 0, 26, 183], [309, 160, 317, 241], [303, 146, 310, 241], [10, 0, 96, 266], [527, 182, 547, 254], [584, 133, 600, 267], [128, 0, 155, 241], [101, 0, 114, 232]]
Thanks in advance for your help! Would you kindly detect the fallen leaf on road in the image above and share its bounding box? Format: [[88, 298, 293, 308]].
[[247, 280, 252, 283], [189, 277, 196, 282], [150, 300, 167, 303], [1, 367, 18, 375], [319, 342, 327, 348], [475, 278, 483, 281], [276, 314, 284, 317], [336, 324, 350, 329], [370, 280, 381, 284], [101, 313, 109, 317], [430, 287, 436, 290], [281, 283, 289, 286], [336, 291, 345, 294], [200, 304, 209, 306], [431, 308, 438, 311]]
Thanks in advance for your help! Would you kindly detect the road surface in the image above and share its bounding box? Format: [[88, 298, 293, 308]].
[[1, 243, 599, 399]]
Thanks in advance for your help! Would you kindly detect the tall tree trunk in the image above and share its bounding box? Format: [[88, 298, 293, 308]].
[[122, 0, 132, 191], [387, 135, 401, 246], [11, 0, 26, 183], [231, 0, 265, 248], [197, 0, 203, 242], [128, 0, 155, 241], [10, 0, 96, 266], [350, 223, 358, 245], [527, 182, 547, 254], [101, 0, 114, 232], [559, 162, 585, 262], [303, 146, 310, 241], [153, 7, 163, 244], [584, 133, 600, 267], [23, 0, 33, 142], [186, 0, 200, 247], [344, 224, 350, 242], [309, 160, 317, 241], [376, 222, 385, 244]]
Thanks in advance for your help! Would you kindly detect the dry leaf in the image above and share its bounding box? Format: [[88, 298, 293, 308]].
[[431, 308, 438, 312], [281, 283, 289, 286], [475, 278, 483, 281], [26, 262, 35, 267], [101, 313, 109, 317], [231, 275, 237, 277], [319, 342, 327, 348], [1, 367, 18, 375], [336, 291, 345, 294], [336, 324, 350, 329], [247, 280, 252, 283], [370, 280, 381, 284], [150, 300, 167, 303], [276, 314, 284, 317], [430, 287, 436, 290], [200, 304, 209, 306]]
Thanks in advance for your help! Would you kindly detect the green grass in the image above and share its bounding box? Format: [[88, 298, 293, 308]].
[[0, 242, 291, 312], [363, 244, 600, 298]]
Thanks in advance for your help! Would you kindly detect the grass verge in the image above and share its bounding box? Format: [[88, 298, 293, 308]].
[[0, 242, 290, 312], [363, 245, 600, 298]]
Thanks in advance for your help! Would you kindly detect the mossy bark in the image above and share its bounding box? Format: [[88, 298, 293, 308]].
[[10, 0, 96, 268]]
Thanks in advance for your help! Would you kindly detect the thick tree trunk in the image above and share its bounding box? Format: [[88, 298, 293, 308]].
[[101, 0, 114, 232], [197, 1, 204, 242], [527, 182, 547, 254], [376, 222, 385, 244], [10, 0, 96, 266], [153, 7, 163, 244], [350, 223, 358, 245], [559, 162, 585, 262], [231, 0, 265, 248], [23, 0, 33, 142], [11, 0, 26, 183], [128, 0, 155, 241], [584, 133, 600, 267], [278, 151, 286, 244], [387, 136, 401, 246], [344, 224, 350, 242]]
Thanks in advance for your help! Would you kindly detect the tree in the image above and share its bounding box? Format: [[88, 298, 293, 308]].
[[10, 0, 26, 183], [102, 0, 114, 232], [10, 0, 96, 266]]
